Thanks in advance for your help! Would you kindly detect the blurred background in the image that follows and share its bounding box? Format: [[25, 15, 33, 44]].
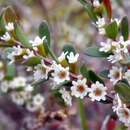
[[0, 0, 130, 130]]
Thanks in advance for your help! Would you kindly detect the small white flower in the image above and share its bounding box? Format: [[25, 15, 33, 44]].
[[89, 81, 107, 101], [67, 52, 79, 64], [123, 70, 130, 84], [112, 94, 122, 112], [7, 45, 23, 64], [26, 66, 33, 71], [59, 88, 72, 106], [116, 36, 130, 53], [23, 49, 35, 60], [99, 39, 112, 52], [11, 92, 25, 105], [33, 64, 45, 81], [5, 22, 14, 31], [93, 0, 100, 7], [33, 60, 51, 80], [71, 78, 90, 99], [96, 18, 106, 28], [26, 102, 40, 112], [11, 77, 26, 88], [24, 84, 34, 92], [0, 71, 4, 81], [0, 81, 10, 93], [33, 94, 44, 107], [116, 106, 130, 126], [111, 18, 121, 26], [98, 28, 106, 35], [29, 36, 46, 47], [1, 32, 11, 41], [108, 66, 122, 84], [107, 52, 124, 63], [58, 52, 67, 62], [51, 62, 70, 84]]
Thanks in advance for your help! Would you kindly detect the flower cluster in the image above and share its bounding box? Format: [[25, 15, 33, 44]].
[[1, 2, 130, 127], [0, 76, 44, 112]]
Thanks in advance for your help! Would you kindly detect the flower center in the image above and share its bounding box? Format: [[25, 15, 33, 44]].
[[123, 110, 130, 119], [58, 71, 67, 79], [94, 88, 102, 96], [114, 71, 120, 79], [77, 85, 85, 93]]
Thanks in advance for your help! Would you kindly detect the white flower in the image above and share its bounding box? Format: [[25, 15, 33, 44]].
[[51, 62, 70, 84], [11, 92, 25, 105], [33, 60, 51, 80], [98, 28, 106, 35], [59, 88, 72, 106], [96, 18, 106, 35], [5, 22, 14, 31], [107, 52, 124, 63], [67, 52, 79, 64], [1, 32, 11, 41], [58, 52, 67, 62], [116, 36, 130, 53], [7, 45, 23, 64], [33, 64, 45, 81], [29, 36, 46, 47], [123, 70, 130, 84], [108, 66, 122, 84], [89, 81, 107, 101], [0, 81, 10, 93], [71, 78, 90, 99], [96, 18, 106, 28], [0, 71, 4, 81], [116, 106, 130, 126], [26, 102, 41, 112], [23, 49, 35, 60], [33, 94, 44, 107], [112, 94, 122, 112], [99, 39, 112, 52], [111, 18, 121, 26], [24, 84, 34, 92], [11, 77, 26, 88], [93, 0, 100, 7]]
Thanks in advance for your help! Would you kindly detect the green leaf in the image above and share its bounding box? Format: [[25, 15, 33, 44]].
[[114, 82, 130, 102], [79, 0, 97, 22], [0, 12, 6, 34], [88, 70, 104, 84], [39, 21, 51, 55], [14, 24, 32, 48], [99, 69, 109, 78], [105, 21, 118, 39], [39, 21, 50, 46], [80, 65, 89, 79], [5, 62, 15, 80], [23, 56, 41, 66], [63, 44, 76, 54], [85, 46, 110, 57], [3, 6, 17, 23], [120, 16, 129, 41]]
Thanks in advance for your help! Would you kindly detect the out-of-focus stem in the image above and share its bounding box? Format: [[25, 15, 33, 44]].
[[77, 98, 88, 130]]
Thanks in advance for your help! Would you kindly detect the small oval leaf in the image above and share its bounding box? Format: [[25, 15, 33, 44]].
[[114, 82, 130, 102], [85, 46, 110, 57], [14, 24, 32, 48], [105, 21, 118, 39], [120, 16, 129, 41]]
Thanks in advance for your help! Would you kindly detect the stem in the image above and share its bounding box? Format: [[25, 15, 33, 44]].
[[47, 47, 59, 63], [77, 98, 88, 130]]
